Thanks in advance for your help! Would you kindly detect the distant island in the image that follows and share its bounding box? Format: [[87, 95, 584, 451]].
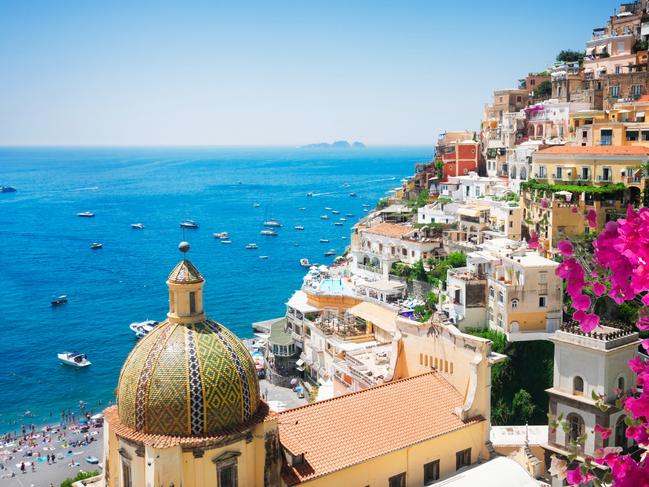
[[300, 140, 366, 149]]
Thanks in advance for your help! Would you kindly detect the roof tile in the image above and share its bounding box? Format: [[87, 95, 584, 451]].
[[535, 145, 649, 156], [362, 222, 413, 238]]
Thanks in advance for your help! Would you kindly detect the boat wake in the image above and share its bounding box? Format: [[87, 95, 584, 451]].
[[75, 186, 99, 191]]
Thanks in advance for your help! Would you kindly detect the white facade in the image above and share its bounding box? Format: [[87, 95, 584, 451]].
[[417, 201, 458, 225]]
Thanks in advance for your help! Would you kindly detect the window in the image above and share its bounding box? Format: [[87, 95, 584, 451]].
[[539, 166, 546, 178], [498, 291, 504, 303], [573, 376, 584, 396], [610, 85, 620, 98], [556, 167, 563, 179], [218, 464, 237, 487], [615, 418, 628, 448], [389, 472, 406, 487], [643, 131, 649, 141], [581, 167, 590, 180], [539, 296, 547, 308], [189, 291, 196, 314], [424, 460, 440, 485], [121, 459, 132, 487], [489, 287, 495, 299], [511, 299, 519, 309], [633, 85, 642, 97], [539, 272, 547, 283], [601, 129, 613, 145], [626, 130, 639, 142], [567, 414, 584, 446], [456, 448, 471, 470], [602, 167, 611, 181], [618, 376, 625, 392]]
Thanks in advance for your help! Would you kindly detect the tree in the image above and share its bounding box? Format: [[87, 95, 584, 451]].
[[413, 259, 427, 282], [512, 389, 536, 423], [556, 49, 585, 64], [416, 189, 430, 208], [445, 252, 467, 268], [533, 80, 552, 98], [61, 471, 100, 487]]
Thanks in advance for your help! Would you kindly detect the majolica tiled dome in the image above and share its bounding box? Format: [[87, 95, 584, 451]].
[[116, 251, 260, 437]]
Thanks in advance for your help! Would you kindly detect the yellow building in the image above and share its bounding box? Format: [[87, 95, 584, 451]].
[[97, 243, 519, 487], [525, 145, 648, 252]]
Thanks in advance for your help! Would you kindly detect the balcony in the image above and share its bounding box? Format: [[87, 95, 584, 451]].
[[312, 313, 370, 339], [597, 175, 612, 182]]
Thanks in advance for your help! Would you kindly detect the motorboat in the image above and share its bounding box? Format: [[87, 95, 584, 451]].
[[213, 232, 229, 239], [332, 210, 340, 215], [294, 225, 305, 230], [349, 192, 357, 197], [298, 207, 306, 211], [253, 202, 260, 208], [77, 211, 95, 218], [339, 218, 347, 221], [345, 213, 355, 217], [319, 238, 329, 243], [324, 207, 333, 211], [131, 223, 144, 229], [180, 220, 199, 229], [90, 242, 103, 250], [259, 255, 269, 260], [58, 352, 91, 367], [300, 258, 311, 267], [51, 295, 68, 306], [221, 239, 232, 244], [306, 192, 313, 197], [324, 250, 336, 257], [245, 243, 258, 249], [263, 219, 282, 227], [362, 203, 371, 207], [0, 186, 17, 193], [129, 320, 159, 338], [260, 229, 278, 236], [320, 215, 329, 220], [342, 236, 347, 240], [334, 222, 343, 226], [363, 209, 369, 212]]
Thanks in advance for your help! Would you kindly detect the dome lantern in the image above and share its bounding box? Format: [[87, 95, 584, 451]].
[[167, 242, 206, 324]]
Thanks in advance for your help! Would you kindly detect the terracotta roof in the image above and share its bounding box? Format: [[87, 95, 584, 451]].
[[104, 402, 272, 448], [535, 145, 649, 156], [278, 372, 484, 485], [362, 222, 413, 238]]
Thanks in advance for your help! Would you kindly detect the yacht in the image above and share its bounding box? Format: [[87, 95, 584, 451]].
[[221, 239, 232, 244], [253, 202, 260, 208], [131, 223, 145, 229], [58, 352, 91, 368], [77, 211, 95, 218], [339, 218, 347, 221], [213, 232, 229, 239], [298, 207, 306, 211], [320, 215, 329, 220], [300, 258, 311, 267], [306, 192, 313, 197], [260, 229, 278, 236], [324, 250, 336, 257], [51, 295, 68, 306], [332, 210, 340, 215], [341, 236, 347, 240], [349, 192, 357, 197], [263, 219, 282, 227], [129, 320, 159, 338], [245, 243, 258, 250], [180, 220, 199, 229], [345, 213, 355, 217], [259, 255, 269, 260], [324, 207, 333, 211], [90, 242, 103, 250], [294, 225, 305, 230], [319, 238, 330, 243], [0, 186, 17, 193], [334, 222, 343, 226]]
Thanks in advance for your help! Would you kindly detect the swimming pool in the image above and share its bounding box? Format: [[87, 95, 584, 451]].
[[318, 279, 349, 293]]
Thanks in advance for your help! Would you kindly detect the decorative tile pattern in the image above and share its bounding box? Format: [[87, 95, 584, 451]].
[[186, 328, 204, 435]]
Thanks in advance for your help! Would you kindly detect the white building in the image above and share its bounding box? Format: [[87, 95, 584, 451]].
[[417, 201, 458, 225]]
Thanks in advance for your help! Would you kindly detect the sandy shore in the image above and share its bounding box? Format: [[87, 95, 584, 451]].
[[0, 424, 103, 487]]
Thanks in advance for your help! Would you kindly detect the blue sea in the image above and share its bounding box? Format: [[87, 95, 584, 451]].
[[0, 146, 430, 433]]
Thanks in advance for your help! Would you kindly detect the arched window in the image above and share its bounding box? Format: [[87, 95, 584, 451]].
[[489, 287, 495, 299], [573, 376, 584, 396], [617, 375, 625, 393], [567, 414, 584, 445], [615, 418, 627, 448], [511, 299, 519, 309]]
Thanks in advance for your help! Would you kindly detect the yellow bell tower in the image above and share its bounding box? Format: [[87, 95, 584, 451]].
[[166, 241, 206, 324]]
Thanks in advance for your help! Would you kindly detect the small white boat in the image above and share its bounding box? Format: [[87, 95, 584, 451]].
[[294, 225, 305, 230], [180, 220, 199, 229], [362, 203, 371, 207], [300, 258, 311, 267], [58, 352, 91, 368], [214, 232, 229, 239], [363, 209, 369, 212], [306, 192, 313, 197], [334, 222, 343, 226], [131, 223, 144, 229], [324, 250, 336, 257], [90, 242, 103, 249], [332, 210, 340, 215], [319, 239, 329, 243], [259, 255, 269, 260], [129, 320, 159, 338], [321, 215, 329, 220], [260, 229, 278, 236], [345, 213, 355, 217], [342, 236, 347, 240], [245, 243, 258, 250], [325, 207, 333, 211], [77, 211, 95, 218], [221, 239, 232, 244], [253, 203, 260, 208], [298, 207, 306, 211], [350, 192, 357, 197], [51, 295, 68, 306], [263, 219, 282, 227], [339, 218, 347, 221]]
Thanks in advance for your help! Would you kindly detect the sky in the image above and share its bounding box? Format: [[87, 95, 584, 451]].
[[0, 1, 617, 146]]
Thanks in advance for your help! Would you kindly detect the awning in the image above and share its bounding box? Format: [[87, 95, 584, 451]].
[[295, 359, 305, 367], [586, 47, 595, 56], [637, 111, 645, 118], [595, 45, 606, 54], [457, 207, 480, 218]]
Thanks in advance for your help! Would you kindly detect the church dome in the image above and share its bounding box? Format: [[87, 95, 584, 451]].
[[116, 247, 261, 437]]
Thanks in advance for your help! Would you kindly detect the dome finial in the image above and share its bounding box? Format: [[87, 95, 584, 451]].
[[178, 241, 190, 254]]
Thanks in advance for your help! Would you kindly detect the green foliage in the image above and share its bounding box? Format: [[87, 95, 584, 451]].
[[435, 159, 444, 176], [61, 471, 100, 487], [445, 251, 467, 268], [521, 179, 626, 195], [413, 259, 428, 282], [533, 80, 552, 98], [633, 39, 649, 53], [556, 49, 585, 63], [416, 189, 430, 208], [377, 198, 389, 209], [528, 71, 549, 77], [465, 329, 553, 425]]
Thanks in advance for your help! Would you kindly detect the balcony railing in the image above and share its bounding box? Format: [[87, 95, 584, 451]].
[[597, 175, 612, 182]]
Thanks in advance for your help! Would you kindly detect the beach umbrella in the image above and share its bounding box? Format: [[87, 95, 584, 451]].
[[290, 378, 298, 385]]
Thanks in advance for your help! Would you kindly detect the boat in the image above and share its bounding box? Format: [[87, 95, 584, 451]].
[[300, 258, 311, 267], [320, 215, 329, 220], [332, 210, 340, 214], [259, 255, 269, 260], [298, 207, 306, 211], [334, 222, 343, 226], [324, 250, 336, 256], [339, 218, 347, 221], [263, 219, 282, 227], [306, 192, 313, 197], [129, 320, 159, 338], [180, 220, 199, 229], [319, 239, 329, 243], [260, 229, 278, 236], [294, 225, 305, 230], [253, 202, 260, 208], [57, 352, 91, 368], [77, 211, 95, 218], [51, 295, 68, 306], [245, 243, 258, 249], [131, 223, 144, 229], [213, 232, 229, 239], [363, 209, 369, 212], [342, 236, 347, 240], [221, 239, 232, 244], [90, 242, 103, 249], [325, 207, 333, 211], [362, 203, 371, 207], [346, 213, 355, 217], [0, 186, 17, 193], [350, 192, 357, 197]]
